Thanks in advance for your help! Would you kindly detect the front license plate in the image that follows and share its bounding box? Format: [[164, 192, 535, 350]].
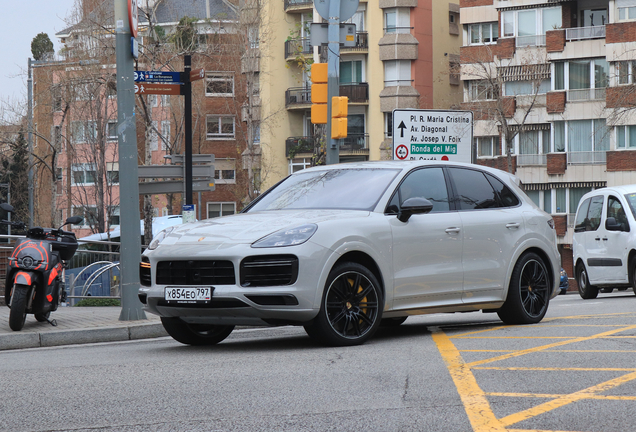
[[164, 287, 212, 304]]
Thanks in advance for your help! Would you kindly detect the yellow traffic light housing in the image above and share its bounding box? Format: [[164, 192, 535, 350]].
[[331, 96, 348, 139], [310, 63, 328, 124]]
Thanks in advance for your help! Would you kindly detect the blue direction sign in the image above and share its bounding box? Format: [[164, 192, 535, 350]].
[[134, 71, 182, 83]]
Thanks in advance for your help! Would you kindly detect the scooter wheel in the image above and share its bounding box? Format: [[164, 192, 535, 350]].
[[9, 284, 29, 331], [35, 311, 51, 322]]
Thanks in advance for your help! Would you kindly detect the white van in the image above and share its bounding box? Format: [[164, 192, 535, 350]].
[[572, 185, 636, 299]]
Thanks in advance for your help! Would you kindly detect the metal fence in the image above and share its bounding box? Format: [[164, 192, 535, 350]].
[[517, 154, 547, 166], [567, 88, 606, 102], [516, 34, 546, 47], [567, 151, 607, 164]]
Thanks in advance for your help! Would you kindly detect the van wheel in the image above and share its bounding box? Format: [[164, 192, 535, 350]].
[[577, 263, 598, 299], [630, 258, 636, 296], [497, 252, 551, 325]]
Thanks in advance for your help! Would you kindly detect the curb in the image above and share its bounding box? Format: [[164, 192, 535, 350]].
[[0, 323, 167, 351]]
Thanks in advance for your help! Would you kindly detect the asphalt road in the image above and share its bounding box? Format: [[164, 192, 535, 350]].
[[1, 291, 635, 432]]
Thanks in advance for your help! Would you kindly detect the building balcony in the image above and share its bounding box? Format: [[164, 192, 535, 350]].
[[567, 88, 606, 102], [341, 133, 369, 153], [516, 34, 546, 48], [285, 87, 311, 109], [341, 32, 368, 53], [286, 136, 315, 157], [568, 151, 606, 165], [339, 82, 369, 103], [566, 25, 606, 41], [284, 0, 313, 12], [285, 38, 312, 60], [517, 154, 547, 166]]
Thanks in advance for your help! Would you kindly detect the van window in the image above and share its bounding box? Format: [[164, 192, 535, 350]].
[[608, 196, 630, 231], [587, 196, 604, 231], [574, 198, 591, 232], [625, 193, 636, 219]]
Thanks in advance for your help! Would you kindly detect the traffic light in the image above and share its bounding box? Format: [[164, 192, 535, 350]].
[[311, 63, 328, 124], [331, 96, 348, 139]]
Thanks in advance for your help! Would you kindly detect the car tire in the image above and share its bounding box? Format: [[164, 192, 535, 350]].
[[304, 262, 383, 347], [160, 317, 234, 346], [34, 311, 51, 322], [9, 284, 29, 331], [577, 262, 599, 299], [497, 252, 551, 325], [380, 316, 408, 327]]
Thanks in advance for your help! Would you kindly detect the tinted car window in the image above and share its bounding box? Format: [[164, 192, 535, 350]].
[[625, 193, 636, 219], [247, 168, 400, 212], [574, 198, 591, 232], [608, 196, 630, 231], [448, 167, 500, 210], [586, 195, 604, 231], [485, 173, 520, 207], [387, 167, 450, 213]]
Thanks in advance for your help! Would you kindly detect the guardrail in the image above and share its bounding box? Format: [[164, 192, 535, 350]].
[[567, 151, 606, 164], [566, 25, 605, 41], [567, 88, 606, 101], [517, 154, 547, 166], [516, 34, 546, 47]]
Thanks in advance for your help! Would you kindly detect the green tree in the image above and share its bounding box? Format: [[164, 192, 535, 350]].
[[31, 32, 54, 61]]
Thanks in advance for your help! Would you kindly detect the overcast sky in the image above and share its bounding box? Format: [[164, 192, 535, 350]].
[[1, 0, 76, 122]]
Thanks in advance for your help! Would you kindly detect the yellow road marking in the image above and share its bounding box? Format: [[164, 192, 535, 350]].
[[431, 328, 507, 432], [499, 370, 636, 427], [454, 336, 578, 339], [487, 392, 636, 401], [465, 325, 636, 368], [473, 367, 636, 372], [461, 349, 636, 353]]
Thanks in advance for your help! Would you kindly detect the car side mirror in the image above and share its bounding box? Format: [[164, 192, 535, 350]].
[[397, 197, 434, 223], [606, 217, 622, 231]]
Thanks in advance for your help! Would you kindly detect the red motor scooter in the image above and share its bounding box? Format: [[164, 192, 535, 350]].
[[1, 203, 82, 331]]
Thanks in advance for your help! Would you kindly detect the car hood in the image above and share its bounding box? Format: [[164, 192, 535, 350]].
[[154, 210, 370, 248]]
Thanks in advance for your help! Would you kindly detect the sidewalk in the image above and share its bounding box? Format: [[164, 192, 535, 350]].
[[0, 306, 167, 351]]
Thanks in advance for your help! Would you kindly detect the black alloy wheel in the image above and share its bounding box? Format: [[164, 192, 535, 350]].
[[497, 252, 551, 325], [305, 262, 382, 346]]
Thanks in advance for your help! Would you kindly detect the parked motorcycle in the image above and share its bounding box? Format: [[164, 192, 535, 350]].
[[1, 203, 82, 331]]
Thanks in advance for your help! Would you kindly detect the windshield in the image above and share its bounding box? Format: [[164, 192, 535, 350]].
[[247, 168, 401, 212]]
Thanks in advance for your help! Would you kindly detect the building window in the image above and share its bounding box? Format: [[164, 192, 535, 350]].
[[161, 121, 170, 150], [385, 113, 393, 139], [501, 7, 561, 39], [148, 95, 158, 107], [213, 158, 236, 184], [384, 8, 410, 34], [108, 205, 120, 225], [384, 60, 411, 86], [618, 3, 636, 21], [107, 162, 119, 184], [504, 80, 550, 96], [469, 80, 496, 101], [72, 206, 98, 227], [71, 121, 97, 143], [149, 120, 158, 151], [161, 95, 170, 106], [206, 73, 234, 97], [553, 119, 609, 152], [289, 157, 312, 174], [469, 22, 498, 45], [517, 129, 551, 154], [107, 121, 117, 140], [553, 59, 608, 100], [615, 125, 636, 148], [206, 115, 235, 140], [71, 164, 96, 185], [340, 61, 363, 84], [207, 202, 236, 218], [476, 136, 500, 157]]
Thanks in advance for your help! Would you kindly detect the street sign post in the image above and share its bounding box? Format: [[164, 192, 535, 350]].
[[392, 109, 473, 163]]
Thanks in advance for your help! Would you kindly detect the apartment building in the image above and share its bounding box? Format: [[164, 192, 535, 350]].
[[30, 0, 247, 237], [460, 0, 636, 287], [255, 0, 463, 190]]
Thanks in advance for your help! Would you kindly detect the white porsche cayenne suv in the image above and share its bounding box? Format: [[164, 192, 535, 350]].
[[138, 160, 560, 346]]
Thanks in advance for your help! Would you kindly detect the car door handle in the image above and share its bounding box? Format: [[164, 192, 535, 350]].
[[445, 227, 461, 234], [603, 238, 608, 241], [506, 222, 520, 229], [595, 238, 601, 241]]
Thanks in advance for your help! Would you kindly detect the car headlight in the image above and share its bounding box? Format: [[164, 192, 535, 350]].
[[147, 226, 176, 250], [252, 224, 318, 248]]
